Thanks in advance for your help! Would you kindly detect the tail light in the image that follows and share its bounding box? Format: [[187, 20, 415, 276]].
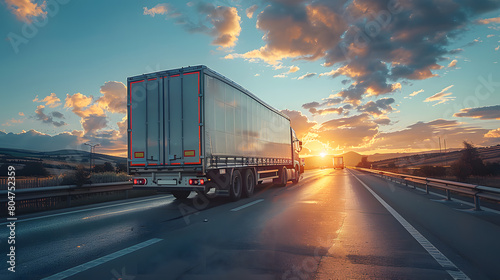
[[134, 178, 147, 185], [188, 179, 205, 185]]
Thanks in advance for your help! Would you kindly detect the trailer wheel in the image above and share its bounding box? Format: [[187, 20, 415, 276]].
[[172, 191, 190, 200], [242, 169, 255, 198], [229, 170, 242, 201]]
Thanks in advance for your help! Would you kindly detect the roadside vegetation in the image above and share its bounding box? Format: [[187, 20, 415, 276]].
[[372, 141, 500, 188]]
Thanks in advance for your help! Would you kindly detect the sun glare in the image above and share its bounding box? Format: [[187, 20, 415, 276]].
[[320, 152, 327, 158]]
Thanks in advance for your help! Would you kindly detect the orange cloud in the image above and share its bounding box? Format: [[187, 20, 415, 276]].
[[5, 0, 47, 23], [33, 92, 62, 108], [246, 5, 258, 19], [447, 59, 458, 68], [454, 105, 500, 120], [424, 85, 455, 106], [477, 17, 500, 24], [143, 3, 169, 17], [209, 6, 241, 48], [97, 81, 127, 114], [485, 128, 500, 138]]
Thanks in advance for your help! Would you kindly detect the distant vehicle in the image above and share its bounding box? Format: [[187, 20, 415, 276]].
[[127, 65, 303, 201], [333, 156, 344, 169]]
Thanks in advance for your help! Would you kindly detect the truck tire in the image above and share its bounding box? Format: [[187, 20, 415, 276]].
[[292, 167, 300, 184], [229, 170, 242, 201], [172, 191, 190, 200], [274, 167, 287, 187], [242, 169, 255, 198]]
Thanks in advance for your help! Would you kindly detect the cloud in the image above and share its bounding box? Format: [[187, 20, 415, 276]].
[[187, 3, 242, 48], [454, 105, 500, 120], [280, 109, 316, 139], [316, 114, 379, 149], [97, 81, 127, 114], [357, 98, 395, 116], [33, 93, 62, 108], [227, 0, 500, 104], [449, 48, 463, 54], [374, 119, 491, 151], [143, 3, 169, 17], [275, 65, 301, 78], [81, 114, 108, 135], [297, 72, 317, 80], [2, 118, 24, 127], [18, 112, 24, 116], [302, 96, 344, 114], [33, 105, 67, 127], [0, 130, 80, 152], [485, 128, 500, 138], [246, 5, 258, 19], [496, 45, 500, 51], [424, 85, 455, 106], [309, 107, 344, 116], [462, 38, 483, 48], [410, 89, 424, 97], [447, 59, 458, 68], [477, 17, 500, 24], [65, 93, 104, 118], [5, 0, 47, 23]]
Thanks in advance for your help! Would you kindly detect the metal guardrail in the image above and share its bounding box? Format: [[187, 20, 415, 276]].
[[353, 167, 500, 211], [0, 181, 133, 204]]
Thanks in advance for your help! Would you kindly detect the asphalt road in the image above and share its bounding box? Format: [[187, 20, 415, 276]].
[[1, 169, 500, 280]]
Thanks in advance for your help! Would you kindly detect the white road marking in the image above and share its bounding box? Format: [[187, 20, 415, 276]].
[[41, 238, 163, 280], [0, 195, 172, 225], [349, 170, 470, 280], [230, 199, 264, 212]]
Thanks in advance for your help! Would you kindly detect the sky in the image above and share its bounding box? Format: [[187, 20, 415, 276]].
[[0, 0, 499, 157]]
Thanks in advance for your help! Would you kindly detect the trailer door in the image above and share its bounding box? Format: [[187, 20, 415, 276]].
[[165, 72, 202, 165], [128, 71, 202, 167]]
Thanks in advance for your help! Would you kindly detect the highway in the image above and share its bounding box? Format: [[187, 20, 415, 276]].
[[1, 169, 500, 279]]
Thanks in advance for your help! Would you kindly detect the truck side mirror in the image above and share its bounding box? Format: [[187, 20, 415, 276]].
[[298, 141, 303, 152]]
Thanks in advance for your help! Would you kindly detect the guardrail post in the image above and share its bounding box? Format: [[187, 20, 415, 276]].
[[67, 195, 72, 207], [425, 179, 429, 194], [446, 188, 451, 201], [405, 179, 408, 187], [474, 195, 481, 211]]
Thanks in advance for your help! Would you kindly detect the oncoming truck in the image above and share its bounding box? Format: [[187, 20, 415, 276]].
[[127, 65, 303, 201]]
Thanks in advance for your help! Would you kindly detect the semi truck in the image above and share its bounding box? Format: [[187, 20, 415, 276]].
[[333, 156, 344, 169], [127, 65, 303, 201]]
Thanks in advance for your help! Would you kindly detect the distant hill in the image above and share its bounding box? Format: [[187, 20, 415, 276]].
[[370, 145, 500, 168], [0, 148, 127, 175]]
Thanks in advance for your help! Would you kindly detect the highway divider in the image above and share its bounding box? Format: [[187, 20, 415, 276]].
[[352, 167, 500, 211]]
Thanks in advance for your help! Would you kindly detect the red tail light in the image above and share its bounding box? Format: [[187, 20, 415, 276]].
[[134, 178, 147, 185], [189, 179, 205, 185]]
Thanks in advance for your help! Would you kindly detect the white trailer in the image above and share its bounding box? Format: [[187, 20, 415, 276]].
[[128, 66, 302, 200]]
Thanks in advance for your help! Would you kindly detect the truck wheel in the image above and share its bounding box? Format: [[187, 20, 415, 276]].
[[274, 167, 287, 187], [242, 169, 255, 198], [292, 167, 300, 184], [172, 191, 190, 200], [229, 170, 242, 201]]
